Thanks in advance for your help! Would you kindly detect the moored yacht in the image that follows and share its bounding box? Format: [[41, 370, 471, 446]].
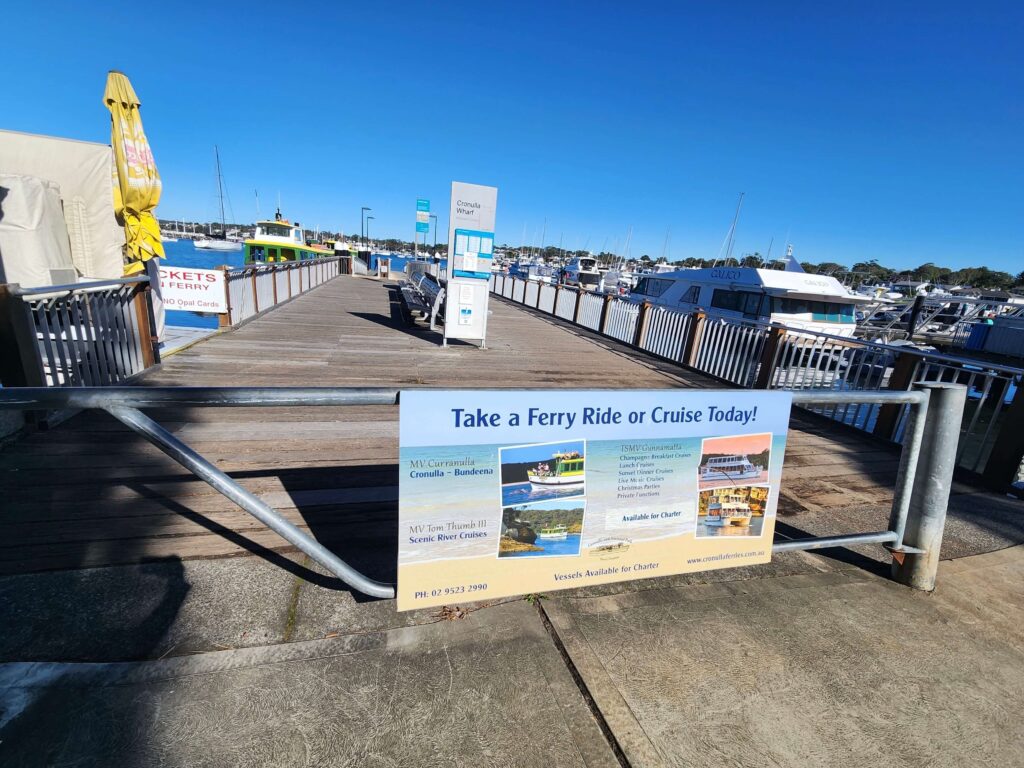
[[561, 255, 601, 290], [629, 265, 870, 336]]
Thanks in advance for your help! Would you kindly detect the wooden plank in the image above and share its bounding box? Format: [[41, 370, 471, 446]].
[[0, 275, 915, 575]]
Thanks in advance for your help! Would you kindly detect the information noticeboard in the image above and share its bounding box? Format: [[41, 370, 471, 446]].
[[396, 389, 791, 610], [444, 181, 497, 346]]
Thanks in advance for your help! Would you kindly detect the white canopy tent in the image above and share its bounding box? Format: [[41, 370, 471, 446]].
[[0, 129, 125, 286]]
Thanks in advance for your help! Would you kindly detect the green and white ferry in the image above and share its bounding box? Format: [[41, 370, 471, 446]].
[[528, 451, 585, 487], [244, 209, 333, 264]]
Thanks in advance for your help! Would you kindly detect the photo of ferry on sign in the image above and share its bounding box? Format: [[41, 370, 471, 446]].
[[499, 440, 586, 506], [696, 486, 768, 538], [700, 454, 763, 482], [527, 450, 584, 487], [698, 433, 771, 488], [498, 499, 586, 558]]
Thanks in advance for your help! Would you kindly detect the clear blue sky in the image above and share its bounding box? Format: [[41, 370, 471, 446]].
[[5, 1, 1022, 271]]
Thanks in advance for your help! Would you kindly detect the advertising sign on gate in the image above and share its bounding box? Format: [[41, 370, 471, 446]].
[[397, 389, 791, 609], [158, 265, 227, 313]]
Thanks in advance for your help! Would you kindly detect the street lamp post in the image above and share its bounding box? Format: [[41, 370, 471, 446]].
[[360, 206, 371, 249], [366, 216, 375, 251], [429, 214, 438, 253]]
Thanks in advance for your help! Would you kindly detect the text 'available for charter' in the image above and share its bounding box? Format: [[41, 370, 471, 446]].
[[397, 390, 792, 610]]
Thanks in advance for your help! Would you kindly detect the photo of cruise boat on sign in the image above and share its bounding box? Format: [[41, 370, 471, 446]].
[[499, 440, 586, 506], [498, 499, 586, 558], [698, 433, 771, 488], [696, 486, 768, 538]]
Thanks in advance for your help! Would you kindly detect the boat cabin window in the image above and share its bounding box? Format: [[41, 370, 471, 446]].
[[679, 285, 700, 304], [711, 289, 767, 317], [258, 224, 292, 238], [634, 277, 674, 298], [579, 258, 596, 271], [770, 297, 855, 323]]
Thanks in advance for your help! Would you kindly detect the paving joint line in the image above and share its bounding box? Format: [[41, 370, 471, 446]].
[[534, 599, 632, 768]]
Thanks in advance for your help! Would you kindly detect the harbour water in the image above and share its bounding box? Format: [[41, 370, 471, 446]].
[[501, 481, 584, 507], [502, 533, 582, 558]]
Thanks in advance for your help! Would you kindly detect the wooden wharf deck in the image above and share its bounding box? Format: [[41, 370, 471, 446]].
[[0, 275, 911, 576]]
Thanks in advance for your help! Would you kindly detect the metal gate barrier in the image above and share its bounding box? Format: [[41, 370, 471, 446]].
[[0, 384, 968, 597]]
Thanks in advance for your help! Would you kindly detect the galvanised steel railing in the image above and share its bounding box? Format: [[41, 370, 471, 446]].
[[489, 273, 1024, 485], [0, 277, 158, 388], [0, 384, 967, 596]]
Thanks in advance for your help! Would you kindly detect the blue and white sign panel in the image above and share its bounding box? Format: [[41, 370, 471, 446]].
[[445, 182, 498, 344], [396, 389, 791, 609]]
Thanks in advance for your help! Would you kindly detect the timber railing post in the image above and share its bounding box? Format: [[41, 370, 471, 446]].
[[684, 311, 706, 367], [573, 288, 583, 324], [271, 265, 279, 307], [754, 326, 787, 389], [873, 351, 920, 440], [892, 383, 968, 591], [219, 266, 233, 328], [134, 282, 159, 368], [0, 284, 46, 387], [250, 268, 259, 314], [633, 301, 652, 347], [553, 284, 562, 317], [598, 295, 614, 334]]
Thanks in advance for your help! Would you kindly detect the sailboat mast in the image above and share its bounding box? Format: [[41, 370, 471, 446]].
[[724, 192, 745, 264], [215, 145, 226, 233]]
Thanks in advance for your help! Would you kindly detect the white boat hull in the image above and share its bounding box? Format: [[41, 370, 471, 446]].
[[538, 532, 568, 540], [700, 467, 762, 481], [194, 239, 243, 252], [528, 474, 584, 486], [705, 516, 752, 527]]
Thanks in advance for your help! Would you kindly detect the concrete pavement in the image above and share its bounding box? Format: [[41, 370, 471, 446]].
[[3, 544, 1024, 766]]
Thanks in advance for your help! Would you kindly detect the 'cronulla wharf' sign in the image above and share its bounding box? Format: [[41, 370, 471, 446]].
[[397, 389, 792, 610], [444, 181, 497, 347]]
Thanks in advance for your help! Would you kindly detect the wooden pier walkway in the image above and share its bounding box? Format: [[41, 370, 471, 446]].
[[0, 276, 906, 576]]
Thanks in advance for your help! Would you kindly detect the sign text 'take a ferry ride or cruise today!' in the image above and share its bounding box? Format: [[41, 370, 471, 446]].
[[397, 389, 791, 610]]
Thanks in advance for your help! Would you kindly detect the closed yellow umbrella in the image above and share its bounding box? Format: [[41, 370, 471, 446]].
[[103, 70, 164, 275]]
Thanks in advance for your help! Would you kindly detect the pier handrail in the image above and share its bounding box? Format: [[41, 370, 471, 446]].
[[0, 277, 159, 391], [8, 275, 150, 298], [219, 255, 348, 328], [0, 384, 963, 597], [489, 274, 1024, 487]]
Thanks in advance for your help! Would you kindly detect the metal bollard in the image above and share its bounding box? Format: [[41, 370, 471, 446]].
[[891, 382, 968, 591]]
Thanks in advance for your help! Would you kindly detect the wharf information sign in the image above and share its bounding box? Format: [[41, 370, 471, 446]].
[[397, 389, 792, 610]]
